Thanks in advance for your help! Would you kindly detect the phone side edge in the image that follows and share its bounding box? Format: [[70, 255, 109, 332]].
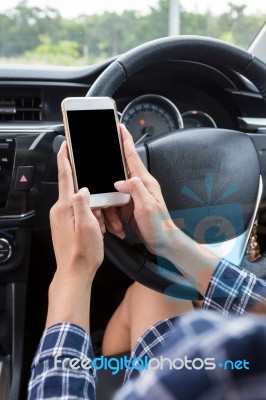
[[61, 103, 79, 193]]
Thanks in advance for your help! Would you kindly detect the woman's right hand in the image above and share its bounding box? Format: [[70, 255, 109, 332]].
[[103, 124, 177, 256], [104, 125, 219, 296]]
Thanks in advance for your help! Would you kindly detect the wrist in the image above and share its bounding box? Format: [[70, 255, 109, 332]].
[[49, 269, 93, 295], [160, 226, 219, 296], [46, 271, 93, 332], [159, 225, 185, 261], [55, 258, 98, 282]]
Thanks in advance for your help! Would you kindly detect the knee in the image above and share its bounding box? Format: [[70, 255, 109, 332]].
[[122, 282, 143, 312], [120, 283, 135, 321], [117, 282, 143, 328]]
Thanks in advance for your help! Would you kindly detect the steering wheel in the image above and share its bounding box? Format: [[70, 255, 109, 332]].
[[87, 36, 266, 300]]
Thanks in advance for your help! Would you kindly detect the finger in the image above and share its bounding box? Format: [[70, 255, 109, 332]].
[[103, 208, 126, 238], [104, 217, 126, 239], [120, 124, 150, 181], [72, 188, 97, 233], [115, 177, 153, 205], [93, 209, 106, 234], [57, 141, 75, 202], [103, 207, 123, 233], [120, 201, 134, 224]]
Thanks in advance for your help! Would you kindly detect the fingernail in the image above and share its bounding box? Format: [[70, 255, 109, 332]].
[[80, 187, 89, 193], [79, 187, 90, 200], [94, 209, 101, 218], [118, 231, 126, 240], [114, 180, 125, 188], [111, 222, 119, 232]]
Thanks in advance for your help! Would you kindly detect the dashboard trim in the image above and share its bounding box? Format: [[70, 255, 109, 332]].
[[0, 211, 35, 223], [0, 124, 63, 133], [238, 117, 266, 130]]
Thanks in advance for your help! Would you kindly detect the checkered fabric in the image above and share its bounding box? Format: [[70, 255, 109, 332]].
[[28, 323, 96, 399], [27, 259, 266, 399], [116, 310, 266, 400], [203, 258, 266, 314], [123, 317, 178, 382]]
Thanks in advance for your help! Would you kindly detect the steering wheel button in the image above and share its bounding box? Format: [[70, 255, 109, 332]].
[[14, 166, 35, 191]]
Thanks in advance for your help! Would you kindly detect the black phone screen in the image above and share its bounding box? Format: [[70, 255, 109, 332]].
[[67, 109, 126, 194]]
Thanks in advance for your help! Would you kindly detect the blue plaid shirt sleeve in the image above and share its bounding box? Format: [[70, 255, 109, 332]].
[[115, 310, 266, 400], [203, 258, 266, 314], [27, 259, 266, 399], [27, 322, 96, 400]]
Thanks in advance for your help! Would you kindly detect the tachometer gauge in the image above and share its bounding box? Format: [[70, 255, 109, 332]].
[[182, 111, 217, 129], [121, 94, 183, 144]]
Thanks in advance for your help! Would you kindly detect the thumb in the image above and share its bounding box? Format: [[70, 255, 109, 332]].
[[72, 187, 94, 232], [115, 177, 152, 204], [120, 124, 150, 181]]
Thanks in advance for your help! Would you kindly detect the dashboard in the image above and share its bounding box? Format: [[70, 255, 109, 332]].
[[0, 60, 264, 135], [0, 59, 266, 250], [0, 60, 265, 198], [1, 59, 266, 260]]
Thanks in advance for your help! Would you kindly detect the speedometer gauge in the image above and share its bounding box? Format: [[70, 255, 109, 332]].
[[121, 94, 183, 144], [182, 111, 217, 129]]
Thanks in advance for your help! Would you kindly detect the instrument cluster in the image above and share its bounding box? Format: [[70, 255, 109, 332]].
[[120, 94, 217, 144]]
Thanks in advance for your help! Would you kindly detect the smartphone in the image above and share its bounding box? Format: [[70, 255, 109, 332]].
[[61, 96, 130, 208]]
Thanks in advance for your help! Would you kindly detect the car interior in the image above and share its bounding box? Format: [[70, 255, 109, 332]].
[[1, 31, 266, 399]]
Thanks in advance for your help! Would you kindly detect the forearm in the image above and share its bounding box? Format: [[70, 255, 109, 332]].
[[46, 271, 93, 332], [159, 226, 219, 296], [160, 226, 266, 314]]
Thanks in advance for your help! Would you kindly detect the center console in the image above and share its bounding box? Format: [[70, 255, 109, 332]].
[[0, 126, 62, 400]]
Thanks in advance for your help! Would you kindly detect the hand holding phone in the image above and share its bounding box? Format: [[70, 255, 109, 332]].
[[61, 96, 130, 209]]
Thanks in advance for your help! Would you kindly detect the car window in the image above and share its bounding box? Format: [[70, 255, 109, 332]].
[[0, 0, 265, 66]]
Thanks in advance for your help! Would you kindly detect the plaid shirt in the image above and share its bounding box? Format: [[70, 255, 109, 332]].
[[28, 259, 266, 400]]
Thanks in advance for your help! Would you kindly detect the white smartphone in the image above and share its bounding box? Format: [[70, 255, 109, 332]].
[[61, 96, 131, 209]]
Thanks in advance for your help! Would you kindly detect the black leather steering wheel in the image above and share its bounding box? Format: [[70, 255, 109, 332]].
[[87, 36, 266, 300]]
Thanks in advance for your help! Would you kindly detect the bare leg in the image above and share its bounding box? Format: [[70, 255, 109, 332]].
[[102, 282, 194, 356]]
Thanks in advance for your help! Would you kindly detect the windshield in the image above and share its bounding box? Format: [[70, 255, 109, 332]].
[[0, 0, 265, 66]]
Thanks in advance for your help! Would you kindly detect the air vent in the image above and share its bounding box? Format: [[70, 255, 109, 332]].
[[0, 96, 42, 121]]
